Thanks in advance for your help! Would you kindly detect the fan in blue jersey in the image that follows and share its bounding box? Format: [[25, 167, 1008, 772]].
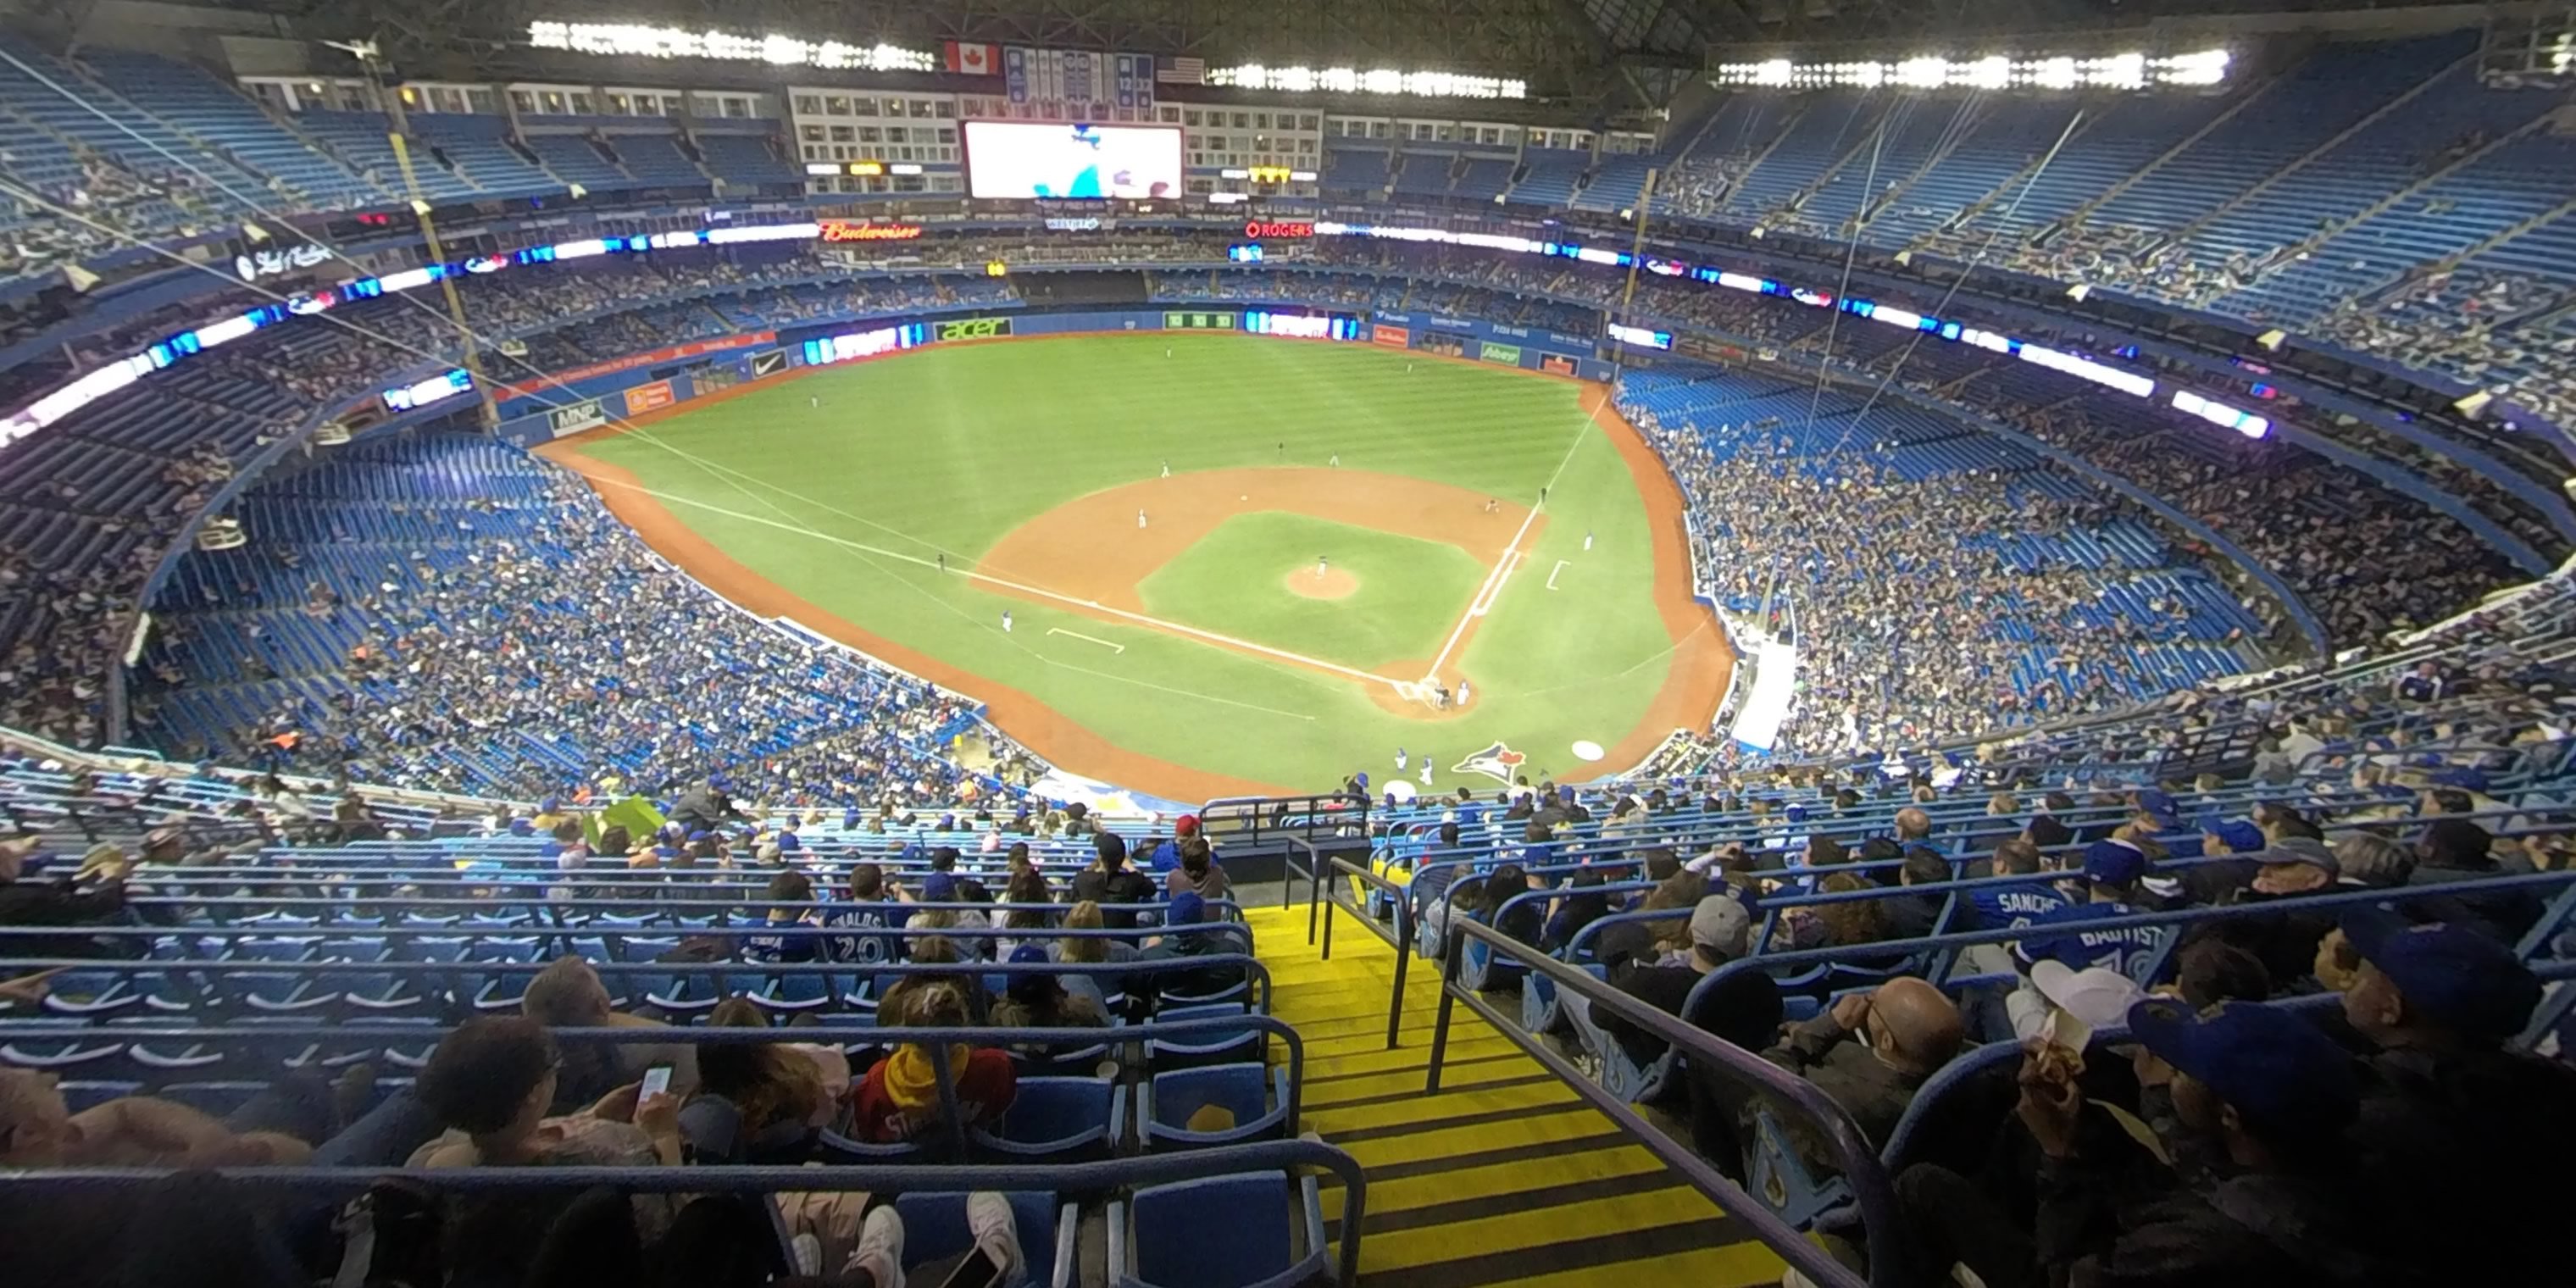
[[1967, 836, 2074, 931], [2010, 839, 2166, 981], [824, 863, 899, 965], [743, 869, 821, 963]]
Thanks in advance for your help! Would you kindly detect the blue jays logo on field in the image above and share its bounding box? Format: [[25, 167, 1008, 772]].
[[1452, 741, 1527, 785]]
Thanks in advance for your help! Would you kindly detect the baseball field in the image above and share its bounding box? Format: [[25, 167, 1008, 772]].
[[541, 331, 1731, 802]]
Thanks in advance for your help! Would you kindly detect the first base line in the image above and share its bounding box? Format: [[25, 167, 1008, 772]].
[[1048, 627, 1125, 653]]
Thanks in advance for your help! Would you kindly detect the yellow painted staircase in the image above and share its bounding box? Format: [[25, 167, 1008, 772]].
[[1245, 904, 1786, 1287]]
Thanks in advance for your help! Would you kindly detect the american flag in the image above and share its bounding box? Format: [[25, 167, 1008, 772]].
[[1155, 56, 1205, 85]]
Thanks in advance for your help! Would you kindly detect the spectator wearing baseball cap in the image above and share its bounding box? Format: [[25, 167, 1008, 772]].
[[2179, 838, 2343, 988], [1134, 891, 1242, 997], [1984, 1000, 2391, 1288], [2008, 841, 2162, 979], [1585, 895, 1767, 1068], [2335, 909, 2574, 1283], [1146, 813, 1201, 874]]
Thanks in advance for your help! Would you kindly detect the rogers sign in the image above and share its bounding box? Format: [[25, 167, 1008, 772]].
[[819, 220, 924, 242], [1243, 219, 1315, 240]]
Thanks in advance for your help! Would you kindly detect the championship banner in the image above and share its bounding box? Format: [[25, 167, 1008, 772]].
[[501, 333, 773, 397], [1004, 48, 1152, 118], [1163, 311, 1236, 330], [933, 316, 1013, 341], [1372, 325, 1411, 347], [547, 398, 605, 437], [1480, 341, 1524, 365], [1539, 354, 1579, 375], [624, 380, 675, 414]]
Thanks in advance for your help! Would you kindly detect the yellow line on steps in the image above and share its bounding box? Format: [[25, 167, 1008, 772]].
[[1494, 1241, 1789, 1288], [1319, 1143, 1673, 1219], [1357, 1187, 1739, 1274], [1307, 1077, 1580, 1134]]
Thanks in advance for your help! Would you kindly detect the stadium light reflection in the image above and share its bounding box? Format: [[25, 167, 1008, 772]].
[[1713, 48, 2227, 91], [527, 20, 932, 72], [1204, 64, 1528, 99]]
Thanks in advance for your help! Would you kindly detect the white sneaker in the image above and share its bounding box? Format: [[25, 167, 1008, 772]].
[[789, 1232, 823, 1277], [964, 1191, 1025, 1287], [847, 1205, 905, 1288]]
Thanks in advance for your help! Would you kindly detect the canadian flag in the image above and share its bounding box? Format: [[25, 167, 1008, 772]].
[[944, 41, 1001, 75]]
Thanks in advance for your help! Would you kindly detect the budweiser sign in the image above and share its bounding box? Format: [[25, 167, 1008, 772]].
[[819, 220, 924, 242]]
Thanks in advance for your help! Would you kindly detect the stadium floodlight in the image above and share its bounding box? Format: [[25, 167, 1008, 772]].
[[1715, 47, 2227, 92], [1204, 64, 1526, 98], [527, 20, 933, 73], [2155, 49, 2230, 86]]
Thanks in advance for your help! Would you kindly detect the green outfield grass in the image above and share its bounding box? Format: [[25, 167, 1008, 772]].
[[578, 331, 1680, 797], [1137, 514, 1485, 671]]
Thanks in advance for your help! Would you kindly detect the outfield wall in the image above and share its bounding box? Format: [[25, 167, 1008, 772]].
[[490, 303, 1620, 447]]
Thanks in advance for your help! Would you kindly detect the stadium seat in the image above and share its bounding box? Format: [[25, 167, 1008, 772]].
[[1108, 1171, 1329, 1288]]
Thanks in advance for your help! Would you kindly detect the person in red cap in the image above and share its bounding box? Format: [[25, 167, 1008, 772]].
[[1147, 814, 1201, 876]]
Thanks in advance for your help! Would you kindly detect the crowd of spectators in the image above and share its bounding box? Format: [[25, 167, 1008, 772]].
[[1973, 398, 2520, 647], [0, 799, 1253, 1285], [1624, 399, 2246, 755], [0, 227, 2553, 778], [1424, 698, 2576, 1285], [127, 441, 1036, 808]]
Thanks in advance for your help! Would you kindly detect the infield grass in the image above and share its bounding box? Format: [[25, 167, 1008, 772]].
[[578, 331, 1679, 797], [1139, 514, 1486, 671]]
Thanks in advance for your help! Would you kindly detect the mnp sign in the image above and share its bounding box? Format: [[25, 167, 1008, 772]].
[[547, 399, 605, 438]]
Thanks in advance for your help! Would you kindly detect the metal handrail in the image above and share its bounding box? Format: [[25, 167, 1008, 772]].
[[0, 1137, 1369, 1286], [1282, 834, 1320, 914], [1310, 857, 1418, 1050], [1424, 917, 1895, 1288], [0, 952, 1277, 1014]]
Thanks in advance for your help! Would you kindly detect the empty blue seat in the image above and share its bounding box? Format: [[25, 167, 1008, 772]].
[[1137, 1063, 1291, 1151], [1145, 1003, 1261, 1069], [1108, 1171, 1328, 1288], [973, 1075, 1122, 1161]]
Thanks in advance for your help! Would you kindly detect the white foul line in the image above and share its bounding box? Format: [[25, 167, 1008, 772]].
[[1047, 627, 1125, 653], [1546, 558, 1569, 591], [1420, 398, 1603, 680], [572, 469, 1402, 689], [1468, 552, 1524, 618]]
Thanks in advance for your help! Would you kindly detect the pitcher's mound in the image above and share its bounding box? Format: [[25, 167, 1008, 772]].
[[1288, 566, 1359, 600]]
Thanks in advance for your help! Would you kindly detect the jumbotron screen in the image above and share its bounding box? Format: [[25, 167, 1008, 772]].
[[963, 121, 1182, 200]]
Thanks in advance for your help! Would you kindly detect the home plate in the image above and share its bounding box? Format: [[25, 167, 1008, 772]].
[[1571, 740, 1606, 762]]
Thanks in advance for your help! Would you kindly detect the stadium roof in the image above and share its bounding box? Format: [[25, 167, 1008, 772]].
[[213, 0, 2456, 111]]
